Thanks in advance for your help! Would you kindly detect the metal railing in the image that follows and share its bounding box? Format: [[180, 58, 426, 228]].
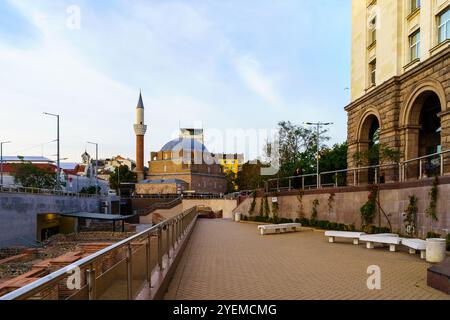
[[129, 193, 227, 200], [266, 149, 450, 192], [137, 197, 183, 216], [0, 184, 99, 198], [0, 206, 198, 300]]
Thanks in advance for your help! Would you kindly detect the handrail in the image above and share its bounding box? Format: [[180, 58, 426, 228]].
[[403, 149, 450, 164], [0, 184, 100, 198], [137, 197, 183, 215], [265, 149, 450, 191], [0, 206, 198, 300]]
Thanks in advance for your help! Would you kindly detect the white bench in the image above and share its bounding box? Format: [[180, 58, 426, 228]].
[[324, 231, 366, 245], [258, 223, 302, 235], [401, 238, 427, 259], [359, 234, 401, 251]]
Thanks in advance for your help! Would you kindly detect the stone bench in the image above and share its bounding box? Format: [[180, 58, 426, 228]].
[[359, 234, 401, 251], [324, 231, 366, 245], [258, 223, 302, 235], [401, 238, 427, 259]]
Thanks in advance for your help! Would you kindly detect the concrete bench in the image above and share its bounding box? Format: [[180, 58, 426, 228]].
[[359, 234, 401, 251], [401, 238, 427, 259], [324, 231, 366, 245], [258, 223, 302, 235]]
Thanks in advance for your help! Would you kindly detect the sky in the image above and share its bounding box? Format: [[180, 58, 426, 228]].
[[0, 0, 351, 164]]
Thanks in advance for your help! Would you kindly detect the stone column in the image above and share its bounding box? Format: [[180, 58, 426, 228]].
[[440, 111, 450, 175], [403, 126, 421, 180]]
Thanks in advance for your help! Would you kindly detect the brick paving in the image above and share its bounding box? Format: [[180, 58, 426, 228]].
[[164, 219, 449, 300]]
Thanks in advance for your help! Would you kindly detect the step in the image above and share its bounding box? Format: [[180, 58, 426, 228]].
[[427, 257, 450, 295]]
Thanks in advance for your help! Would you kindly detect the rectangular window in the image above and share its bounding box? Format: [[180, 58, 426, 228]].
[[369, 17, 377, 45], [410, 0, 420, 13], [369, 59, 376, 86], [409, 30, 420, 61], [438, 8, 450, 43]]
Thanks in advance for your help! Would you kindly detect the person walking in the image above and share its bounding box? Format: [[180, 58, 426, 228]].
[[292, 167, 302, 189]]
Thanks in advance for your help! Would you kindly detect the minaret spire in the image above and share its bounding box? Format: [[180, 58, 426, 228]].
[[134, 90, 147, 181]]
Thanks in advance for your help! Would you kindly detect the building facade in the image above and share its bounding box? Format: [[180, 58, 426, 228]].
[[137, 128, 227, 195], [347, 0, 450, 180]]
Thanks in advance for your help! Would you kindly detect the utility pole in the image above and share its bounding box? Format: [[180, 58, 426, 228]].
[[87, 142, 99, 197], [1, 141, 11, 186], [44, 112, 60, 190], [304, 122, 333, 188]]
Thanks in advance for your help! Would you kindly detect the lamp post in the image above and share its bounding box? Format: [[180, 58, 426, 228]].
[[87, 141, 99, 197], [43, 112, 61, 190], [304, 122, 333, 188], [1, 141, 11, 186]]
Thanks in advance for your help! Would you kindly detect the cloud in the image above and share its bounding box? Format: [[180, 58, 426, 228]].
[[232, 54, 283, 108]]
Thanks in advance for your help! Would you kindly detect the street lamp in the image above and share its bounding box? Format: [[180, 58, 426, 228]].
[[304, 122, 334, 188], [87, 141, 99, 197], [0, 141, 11, 186], [43, 112, 60, 190]]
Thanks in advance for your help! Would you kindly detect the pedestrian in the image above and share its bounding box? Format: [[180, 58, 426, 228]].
[[292, 167, 302, 189]]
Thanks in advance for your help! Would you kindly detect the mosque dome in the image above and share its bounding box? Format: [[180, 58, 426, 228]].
[[160, 138, 209, 153]]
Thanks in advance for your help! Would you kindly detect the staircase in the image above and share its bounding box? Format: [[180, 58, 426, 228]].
[[138, 197, 182, 216]]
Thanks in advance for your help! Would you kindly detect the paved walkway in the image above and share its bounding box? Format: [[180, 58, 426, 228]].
[[165, 219, 449, 300]]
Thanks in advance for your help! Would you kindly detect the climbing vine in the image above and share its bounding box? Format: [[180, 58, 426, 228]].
[[263, 195, 271, 217], [259, 196, 264, 217], [248, 190, 257, 215], [328, 193, 335, 214], [311, 199, 319, 221], [360, 186, 378, 227], [296, 190, 304, 219], [272, 193, 279, 218], [404, 195, 418, 237], [426, 176, 439, 221]]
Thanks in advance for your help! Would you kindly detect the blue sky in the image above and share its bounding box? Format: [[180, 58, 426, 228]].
[[0, 0, 351, 163]]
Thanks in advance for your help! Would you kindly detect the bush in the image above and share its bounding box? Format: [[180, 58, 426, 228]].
[[299, 218, 310, 227], [363, 225, 391, 234], [446, 234, 450, 251], [427, 231, 441, 239]]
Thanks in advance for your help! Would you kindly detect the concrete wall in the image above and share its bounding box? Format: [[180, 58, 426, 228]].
[[181, 199, 237, 219], [137, 198, 238, 224], [0, 193, 99, 248], [233, 183, 450, 238]]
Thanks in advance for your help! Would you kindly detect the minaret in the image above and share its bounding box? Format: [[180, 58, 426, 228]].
[[133, 91, 147, 181]]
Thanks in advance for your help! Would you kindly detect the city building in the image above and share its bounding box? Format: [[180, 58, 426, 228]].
[[136, 128, 227, 195], [103, 156, 135, 172], [218, 153, 244, 178], [346, 0, 450, 179]]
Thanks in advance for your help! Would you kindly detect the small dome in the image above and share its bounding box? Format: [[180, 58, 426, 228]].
[[161, 138, 209, 153]]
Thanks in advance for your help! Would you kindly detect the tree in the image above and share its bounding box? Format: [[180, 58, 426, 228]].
[[225, 171, 237, 193], [80, 186, 100, 194], [109, 165, 137, 191], [235, 161, 267, 191], [268, 121, 331, 178], [11, 162, 57, 189], [319, 142, 348, 172]]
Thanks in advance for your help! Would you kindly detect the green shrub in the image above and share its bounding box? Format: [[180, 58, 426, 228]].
[[299, 218, 310, 227], [427, 231, 441, 239], [446, 234, 450, 251]]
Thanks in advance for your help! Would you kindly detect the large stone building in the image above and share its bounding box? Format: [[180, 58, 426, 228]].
[[136, 128, 227, 195], [346, 0, 450, 181]]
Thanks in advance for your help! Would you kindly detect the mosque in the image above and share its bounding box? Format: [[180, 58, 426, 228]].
[[132, 93, 227, 195]]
